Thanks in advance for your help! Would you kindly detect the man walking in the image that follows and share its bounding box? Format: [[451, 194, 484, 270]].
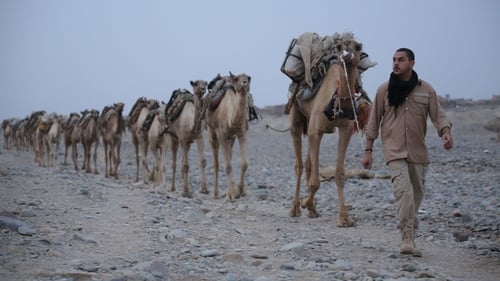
[[361, 48, 453, 256]]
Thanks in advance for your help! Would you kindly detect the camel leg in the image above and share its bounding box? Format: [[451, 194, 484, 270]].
[[92, 142, 99, 174], [181, 142, 192, 198], [71, 142, 79, 171], [289, 116, 304, 217], [109, 144, 115, 178], [235, 133, 248, 198], [56, 141, 60, 166], [42, 140, 49, 167], [209, 130, 220, 199], [104, 143, 109, 177], [133, 137, 140, 182], [170, 139, 178, 192], [64, 143, 69, 165], [140, 140, 151, 183], [160, 146, 167, 189], [83, 144, 90, 173], [301, 132, 322, 218], [335, 125, 354, 227], [49, 143, 55, 168], [221, 136, 235, 202], [151, 149, 158, 186], [114, 142, 121, 179], [196, 136, 209, 194]]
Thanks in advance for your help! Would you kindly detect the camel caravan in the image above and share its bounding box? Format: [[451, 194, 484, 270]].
[[1, 31, 377, 216]]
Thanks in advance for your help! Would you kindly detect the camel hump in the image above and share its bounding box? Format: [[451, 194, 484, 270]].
[[205, 78, 235, 112], [165, 89, 193, 122]]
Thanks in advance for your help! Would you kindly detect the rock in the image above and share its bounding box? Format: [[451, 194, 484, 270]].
[[453, 231, 469, 242], [201, 249, 220, 257], [279, 263, 295, 270], [73, 233, 98, 244], [333, 260, 353, 271], [279, 242, 304, 252], [148, 261, 168, 278], [0, 215, 35, 234], [17, 225, 36, 236]]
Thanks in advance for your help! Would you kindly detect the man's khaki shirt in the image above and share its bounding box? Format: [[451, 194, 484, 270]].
[[364, 80, 452, 164]]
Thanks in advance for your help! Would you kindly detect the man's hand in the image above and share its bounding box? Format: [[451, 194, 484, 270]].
[[441, 127, 453, 150], [361, 151, 373, 170]]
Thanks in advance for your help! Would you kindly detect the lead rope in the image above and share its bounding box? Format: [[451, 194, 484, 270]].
[[340, 53, 366, 151]]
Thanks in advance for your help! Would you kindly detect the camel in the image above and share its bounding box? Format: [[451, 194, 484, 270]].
[[26, 110, 46, 162], [34, 112, 50, 166], [80, 109, 100, 174], [2, 119, 14, 150], [145, 105, 169, 188], [39, 113, 64, 168], [127, 97, 159, 182], [99, 102, 125, 179], [205, 72, 251, 201], [287, 32, 368, 227], [165, 80, 208, 197], [13, 118, 28, 151], [62, 112, 81, 167]]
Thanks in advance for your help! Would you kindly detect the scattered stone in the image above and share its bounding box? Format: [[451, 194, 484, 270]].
[[148, 261, 168, 278], [17, 225, 36, 236], [279, 263, 295, 270], [0, 214, 35, 234], [201, 249, 220, 257], [453, 231, 469, 242], [73, 233, 98, 244], [279, 242, 304, 252]]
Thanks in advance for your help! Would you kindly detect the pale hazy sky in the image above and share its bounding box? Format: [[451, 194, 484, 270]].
[[1, 0, 499, 120]]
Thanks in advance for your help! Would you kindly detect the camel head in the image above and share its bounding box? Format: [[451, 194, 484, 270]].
[[82, 109, 100, 120], [190, 80, 208, 97], [334, 32, 363, 69], [230, 72, 251, 94], [114, 102, 125, 113], [147, 99, 160, 110], [2, 119, 10, 129]]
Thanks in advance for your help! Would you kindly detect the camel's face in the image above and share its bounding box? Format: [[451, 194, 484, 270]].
[[114, 102, 125, 113], [147, 99, 159, 110], [234, 74, 251, 93], [91, 109, 100, 119], [339, 38, 362, 67], [191, 80, 207, 96]]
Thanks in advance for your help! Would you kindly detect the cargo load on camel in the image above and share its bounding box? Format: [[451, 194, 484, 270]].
[[281, 32, 377, 117]]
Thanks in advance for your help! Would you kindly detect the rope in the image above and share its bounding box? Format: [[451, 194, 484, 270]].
[[340, 55, 366, 151], [252, 107, 290, 133]]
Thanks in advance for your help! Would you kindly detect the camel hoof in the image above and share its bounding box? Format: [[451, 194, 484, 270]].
[[289, 205, 302, 217], [337, 217, 354, 227], [307, 209, 320, 218], [182, 192, 193, 198], [200, 189, 209, 194], [300, 197, 317, 210]]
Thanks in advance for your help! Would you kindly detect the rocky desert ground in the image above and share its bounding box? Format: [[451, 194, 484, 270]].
[[1, 103, 499, 281]]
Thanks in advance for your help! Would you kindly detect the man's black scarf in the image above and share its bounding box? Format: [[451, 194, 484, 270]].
[[388, 70, 419, 109]]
